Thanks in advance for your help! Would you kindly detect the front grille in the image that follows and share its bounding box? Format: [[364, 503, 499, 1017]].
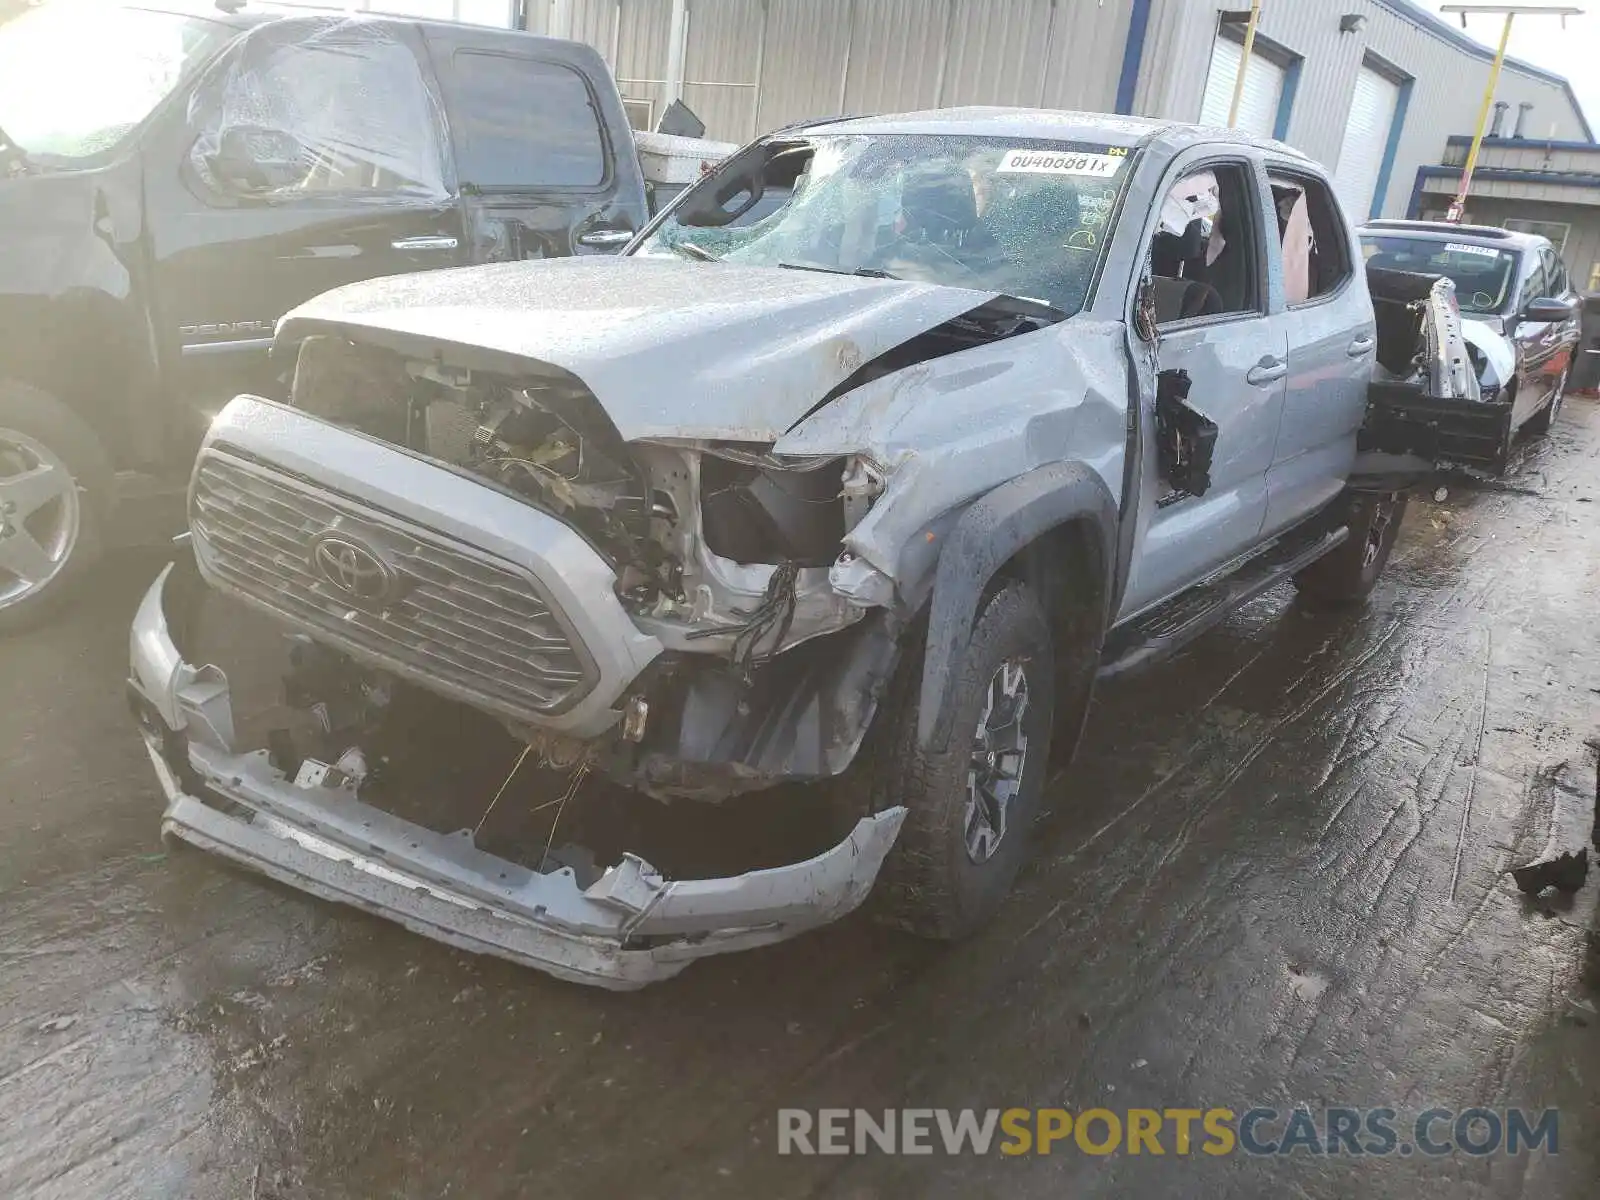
[[190, 450, 593, 720]]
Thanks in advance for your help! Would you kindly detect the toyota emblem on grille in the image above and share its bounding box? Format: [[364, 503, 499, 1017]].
[[310, 533, 395, 603]]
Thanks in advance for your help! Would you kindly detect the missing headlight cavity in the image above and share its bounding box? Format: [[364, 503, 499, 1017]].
[[700, 448, 847, 566]]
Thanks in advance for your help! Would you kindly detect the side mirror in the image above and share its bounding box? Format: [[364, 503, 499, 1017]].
[[677, 170, 764, 228], [1523, 295, 1577, 323], [206, 124, 310, 193]]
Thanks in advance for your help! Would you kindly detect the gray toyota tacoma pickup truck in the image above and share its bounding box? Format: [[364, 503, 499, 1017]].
[[128, 108, 1469, 989]]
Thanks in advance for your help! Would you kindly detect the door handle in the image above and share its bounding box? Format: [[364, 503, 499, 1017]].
[[577, 228, 634, 249], [1246, 358, 1287, 386], [1347, 334, 1375, 357], [391, 236, 459, 252]]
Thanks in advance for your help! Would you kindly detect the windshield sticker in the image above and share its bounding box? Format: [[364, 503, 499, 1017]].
[[997, 149, 1124, 178], [1445, 242, 1502, 258]]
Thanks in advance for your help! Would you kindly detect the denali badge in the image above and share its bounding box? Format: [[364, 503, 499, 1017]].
[[310, 533, 395, 604]]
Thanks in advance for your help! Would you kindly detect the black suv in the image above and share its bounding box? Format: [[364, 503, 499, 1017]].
[[0, 2, 646, 628]]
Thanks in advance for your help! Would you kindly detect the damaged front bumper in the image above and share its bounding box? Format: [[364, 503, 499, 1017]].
[[129, 563, 905, 990]]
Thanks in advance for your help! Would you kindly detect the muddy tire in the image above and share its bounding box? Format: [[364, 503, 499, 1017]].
[[857, 580, 1056, 940], [1523, 367, 1567, 437], [1293, 491, 1408, 609], [0, 381, 112, 634]]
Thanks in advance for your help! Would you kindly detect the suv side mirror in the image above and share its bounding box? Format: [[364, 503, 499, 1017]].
[[1523, 295, 1577, 323], [206, 124, 310, 194]]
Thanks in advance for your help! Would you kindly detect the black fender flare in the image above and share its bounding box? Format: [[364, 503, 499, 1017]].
[[916, 461, 1118, 752]]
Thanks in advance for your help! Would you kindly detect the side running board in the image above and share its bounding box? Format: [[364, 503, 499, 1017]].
[[1098, 528, 1349, 680]]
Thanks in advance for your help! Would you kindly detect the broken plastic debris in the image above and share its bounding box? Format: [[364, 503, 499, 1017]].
[[1509, 848, 1589, 896]]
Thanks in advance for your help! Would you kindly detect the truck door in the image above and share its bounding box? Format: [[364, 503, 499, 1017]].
[[1260, 169, 1373, 537], [421, 30, 649, 264], [1118, 158, 1287, 618], [142, 17, 463, 429]]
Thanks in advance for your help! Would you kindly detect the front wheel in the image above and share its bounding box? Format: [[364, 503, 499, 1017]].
[[1523, 366, 1567, 436], [0, 382, 112, 634], [1293, 491, 1408, 609], [863, 580, 1057, 940]]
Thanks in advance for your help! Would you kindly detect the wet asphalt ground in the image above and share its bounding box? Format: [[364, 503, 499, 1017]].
[[4, 404, 1599, 1200]]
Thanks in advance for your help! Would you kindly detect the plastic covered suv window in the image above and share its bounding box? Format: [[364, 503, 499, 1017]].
[[187, 18, 448, 204]]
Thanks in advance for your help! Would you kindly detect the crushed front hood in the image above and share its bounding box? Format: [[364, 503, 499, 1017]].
[[278, 257, 999, 442]]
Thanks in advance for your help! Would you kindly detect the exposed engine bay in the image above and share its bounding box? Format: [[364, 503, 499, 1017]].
[[287, 332, 881, 674]]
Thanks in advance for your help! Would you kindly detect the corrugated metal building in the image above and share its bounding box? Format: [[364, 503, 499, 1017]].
[[284, 0, 1599, 257], [531, 0, 1590, 223], [1413, 136, 1600, 293]]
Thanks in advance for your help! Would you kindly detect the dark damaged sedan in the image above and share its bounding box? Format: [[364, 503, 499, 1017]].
[[1360, 219, 1580, 472], [131, 108, 1473, 987]]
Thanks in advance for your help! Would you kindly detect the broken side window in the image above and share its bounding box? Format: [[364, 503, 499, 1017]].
[[635, 133, 1135, 317]]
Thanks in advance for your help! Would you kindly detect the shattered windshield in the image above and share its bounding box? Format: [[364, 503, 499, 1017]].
[[0, 3, 233, 162], [634, 134, 1135, 316], [1360, 235, 1520, 315]]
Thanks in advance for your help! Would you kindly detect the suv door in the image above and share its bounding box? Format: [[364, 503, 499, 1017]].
[[143, 17, 463, 427], [1118, 154, 1288, 618], [1260, 168, 1372, 537], [423, 30, 648, 263]]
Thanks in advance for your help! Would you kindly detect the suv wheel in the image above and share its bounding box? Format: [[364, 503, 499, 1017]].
[[0, 382, 111, 633], [1293, 491, 1407, 609], [1524, 366, 1567, 436], [863, 580, 1056, 939]]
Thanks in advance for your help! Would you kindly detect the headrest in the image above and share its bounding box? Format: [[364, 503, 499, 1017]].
[[1152, 218, 1207, 276], [900, 165, 980, 241]]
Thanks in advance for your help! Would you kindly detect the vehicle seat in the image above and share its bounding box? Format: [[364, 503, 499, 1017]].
[[1149, 276, 1226, 323], [984, 185, 1088, 308], [1150, 220, 1224, 323], [899, 164, 988, 248]]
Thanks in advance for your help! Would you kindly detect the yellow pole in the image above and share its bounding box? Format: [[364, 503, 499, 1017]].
[[1227, 1, 1265, 129], [1449, 11, 1515, 222]]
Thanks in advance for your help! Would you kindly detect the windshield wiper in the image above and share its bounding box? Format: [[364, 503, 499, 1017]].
[[673, 240, 720, 262], [778, 261, 898, 280]]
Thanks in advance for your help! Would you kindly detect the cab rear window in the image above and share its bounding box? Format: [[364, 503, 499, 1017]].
[[441, 51, 606, 189]]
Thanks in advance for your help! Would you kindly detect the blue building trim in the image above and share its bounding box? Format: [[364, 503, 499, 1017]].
[[1406, 167, 1429, 218], [1445, 133, 1600, 155], [1373, 0, 1594, 142], [1272, 56, 1302, 142], [1370, 75, 1414, 218], [1412, 163, 1600, 198], [1114, 0, 1154, 115]]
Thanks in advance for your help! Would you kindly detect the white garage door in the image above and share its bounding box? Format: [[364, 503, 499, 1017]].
[[1334, 66, 1402, 220], [1199, 36, 1285, 138]]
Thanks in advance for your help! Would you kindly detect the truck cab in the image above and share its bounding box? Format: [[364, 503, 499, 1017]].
[[0, 1, 647, 628], [125, 110, 1472, 988]]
